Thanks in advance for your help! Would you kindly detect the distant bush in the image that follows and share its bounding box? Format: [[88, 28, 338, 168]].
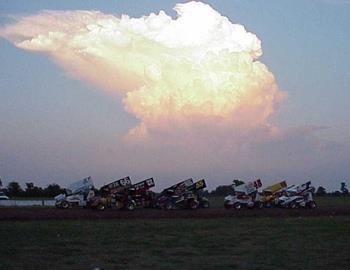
[[210, 185, 233, 196], [315, 186, 327, 196]]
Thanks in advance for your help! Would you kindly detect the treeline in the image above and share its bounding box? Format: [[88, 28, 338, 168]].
[[315, 182, 349, 197], [1, 182, 65, 198], [1, 180, 349, 198], [208, 181, 349, 197]]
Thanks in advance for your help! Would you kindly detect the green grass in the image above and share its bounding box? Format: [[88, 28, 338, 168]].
[[1, 216, 350, 270], [315, 196, 350, 206]]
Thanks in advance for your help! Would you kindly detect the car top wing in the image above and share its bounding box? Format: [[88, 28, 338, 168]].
[[132, 178, 155, 191], [100, 176, 132, 193]]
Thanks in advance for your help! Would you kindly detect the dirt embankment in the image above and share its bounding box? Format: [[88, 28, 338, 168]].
[[1, 206, 349, 221]]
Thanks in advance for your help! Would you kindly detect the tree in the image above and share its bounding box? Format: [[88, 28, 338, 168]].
[[340, 182, 349, 195], [24, 182, 34, 197], [7, 181, 23, 197], [43, 184, 64, 197], [316, 186, 327, 196], [210, 185, 233, 196], [332, 191, 342, 197], [24, 182, 44, 197]]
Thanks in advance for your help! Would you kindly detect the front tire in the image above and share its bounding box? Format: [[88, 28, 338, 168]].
[[290, 202, 298, 209], [97, 204, 105, 211], [256, 202, 264, 209], [61, 201, 69, 209]]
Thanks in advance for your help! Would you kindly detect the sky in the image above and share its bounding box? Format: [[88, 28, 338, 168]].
[[0, 0, 349, 191]]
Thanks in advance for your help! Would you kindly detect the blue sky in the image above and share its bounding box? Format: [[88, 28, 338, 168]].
[[0, 0, 349, 191]]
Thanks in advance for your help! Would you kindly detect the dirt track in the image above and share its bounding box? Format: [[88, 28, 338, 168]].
[[1, 206, 350, 221]]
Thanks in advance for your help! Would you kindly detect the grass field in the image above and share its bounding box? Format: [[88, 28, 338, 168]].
[[1, 216, 350, 270], [315, 196, 350, 206]]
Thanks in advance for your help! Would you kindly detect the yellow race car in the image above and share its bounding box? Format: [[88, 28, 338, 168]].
[[259, 180, 287, 207]]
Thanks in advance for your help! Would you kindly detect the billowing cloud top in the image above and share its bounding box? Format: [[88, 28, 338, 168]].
[[0, 1, 285, 142]]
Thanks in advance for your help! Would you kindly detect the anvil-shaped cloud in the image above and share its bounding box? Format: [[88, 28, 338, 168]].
[[0, 1, 285, 144]]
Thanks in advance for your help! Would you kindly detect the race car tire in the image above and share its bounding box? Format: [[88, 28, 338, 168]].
[[126, 202, 135, 211], [308, 201, 317, 209], [61, 201, 69, 209], [256, 202, 264, 209], [189, 200, 199, 210], [97, 204, 105, 211], [233, 202, 242, 210], [264, 202, 272, 208], [165, 202, 174, 210], [290, 202, 298, 209]]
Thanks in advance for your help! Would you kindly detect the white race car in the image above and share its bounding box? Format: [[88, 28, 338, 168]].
[[0, 191, 9, 200], [276, 181, 316, 209], [224, 179, 263, 210]]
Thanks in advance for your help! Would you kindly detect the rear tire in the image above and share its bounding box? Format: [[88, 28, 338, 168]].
[[308, 201, 317, 209], [264, 202, 272, 208], [189, 200, 199, 210], [126, 201, 135, 211], [233, 202, 241, 210], [256, 202, 264, 209]]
